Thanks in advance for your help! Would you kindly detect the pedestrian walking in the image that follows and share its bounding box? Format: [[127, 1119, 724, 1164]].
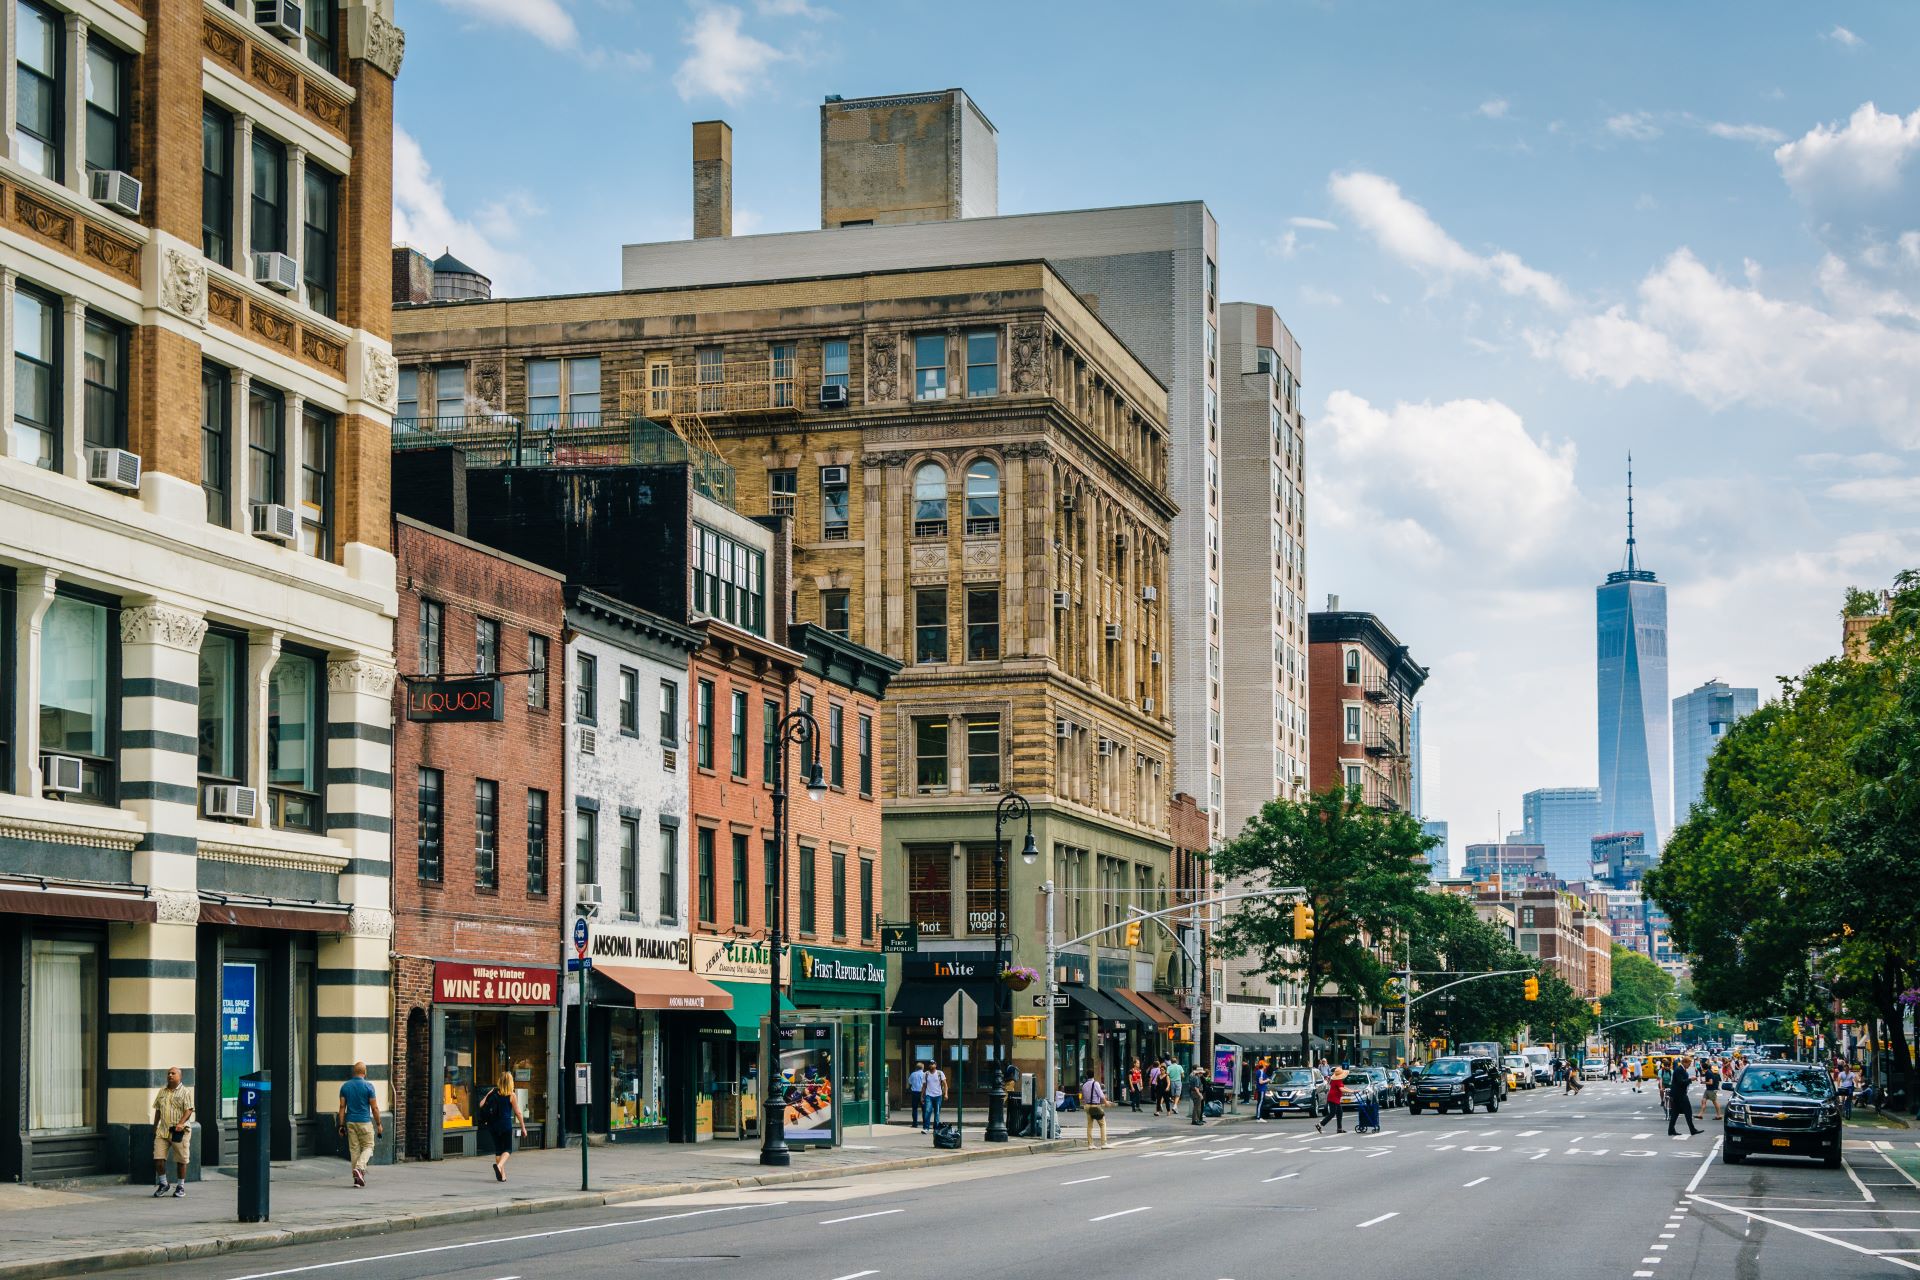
[[1317, 1067, 1349, 1134], [1667, 1056, 1702, 1137], [1699, 1060, 1721, 1119], [1564, 1061, 1583, 1095], [1127, 1060, 1144, 1113], [907, 1062, 927, 1129], [1168, 1058, 1186, 1112], [922, 1063, 947, 1132], [1657, 1060, 1672, 1108], [1254, 1060, 1271, 1120], [1147, 1060, 1166, 1114], [1185, 1066, 1208, 1126], [1839, 1065, 1857, 1120], [336, 1060, 382, 1188], [478, 1072, 528, 1181], [1082, 1067, 1110, 1148], [151, 1066, 194, 1199]]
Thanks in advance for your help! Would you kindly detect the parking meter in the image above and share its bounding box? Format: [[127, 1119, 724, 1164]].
[[237, 1073, 271, 1223]]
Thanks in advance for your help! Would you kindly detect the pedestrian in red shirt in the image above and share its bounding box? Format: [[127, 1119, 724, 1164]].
[[1317, 1067, 1349, 1134]]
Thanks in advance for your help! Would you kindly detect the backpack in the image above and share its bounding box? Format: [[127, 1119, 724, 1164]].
[[477, 1089, 501, 1127]]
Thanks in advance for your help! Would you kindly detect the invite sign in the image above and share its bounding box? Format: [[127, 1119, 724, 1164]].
[[406, 678, 504, 722], [434, 961, 557, 1006]]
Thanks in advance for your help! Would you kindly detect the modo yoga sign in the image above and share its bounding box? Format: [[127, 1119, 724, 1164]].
[[406, 678, 505, 723]]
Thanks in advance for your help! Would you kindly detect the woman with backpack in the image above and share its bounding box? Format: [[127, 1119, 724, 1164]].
[[1082, 1066, 1109, 1148], [478, 1072, 528, 1182]]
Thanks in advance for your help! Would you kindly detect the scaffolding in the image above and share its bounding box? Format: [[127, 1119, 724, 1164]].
[[391, 410, 736, 507]]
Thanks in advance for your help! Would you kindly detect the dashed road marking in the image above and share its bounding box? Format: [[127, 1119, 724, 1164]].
[[1090, 1206, 1153, 1223], [1263, 1173, 1299, 1183], [1061, 1175, 1111, 1186], [820, 1210, 904, 1226], [1463, 1176, 1489, 1187], [1356, 1212, 1399, 1229]]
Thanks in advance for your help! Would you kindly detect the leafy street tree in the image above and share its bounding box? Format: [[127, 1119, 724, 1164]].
[[1406, 891, 1525, 1045], [1213, 787, 1434, 1064], [1601, 944, 1676, 1047]]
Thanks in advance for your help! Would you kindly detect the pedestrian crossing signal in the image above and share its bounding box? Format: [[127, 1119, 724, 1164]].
[[1523, 976, 1540, 1002], [1012, 1016, 1043, 1039], [1292, 902, 1316, 941]]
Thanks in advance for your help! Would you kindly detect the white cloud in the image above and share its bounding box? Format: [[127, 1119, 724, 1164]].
[[1288, 216, 1339, 231], [1826, 476, 1920, 506], [391, 126, 536, 297], [1314, 391, 1581, 569], [1270, 230, 1299, 259], [673, 5, 787, 104], [1775, 103, 1920, 197], [1476, 98, 1510, 119], [1827, 24, 1864, 48], [1299, 285, 1343, 307], [1706, 121, 1786, 144], [1328, 171, 1572, 310], [433, 0, 578, 48], [1634, 192, 1659, 211], [755, 0, 831, 14], [1536, 248, 1920, 444], [1605, 111, 1662, 141]]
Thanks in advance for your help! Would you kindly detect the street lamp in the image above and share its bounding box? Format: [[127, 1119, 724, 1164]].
[[761, 706, 826, 1169], [986, 790, 1037, 1143]]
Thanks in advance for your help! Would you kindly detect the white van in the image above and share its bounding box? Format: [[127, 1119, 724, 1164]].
[[1520, 1046, 1554, 1084]]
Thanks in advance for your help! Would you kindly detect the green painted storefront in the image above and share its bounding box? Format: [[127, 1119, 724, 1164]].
[[788, 944, 890, 1129]]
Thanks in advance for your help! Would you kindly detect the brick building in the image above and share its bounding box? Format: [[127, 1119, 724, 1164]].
[[1308, 605, 1427, 812], [1472, 885, 1614, 1000], [0, 0, 401, 1182], [389, 517, 567, 1162]]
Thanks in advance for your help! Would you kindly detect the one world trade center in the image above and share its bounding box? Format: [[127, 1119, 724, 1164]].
[[1596, 460, 1670, 851]]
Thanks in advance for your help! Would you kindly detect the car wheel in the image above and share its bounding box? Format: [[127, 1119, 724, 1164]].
[[1487, 1091, 1500, 1113], [1408, 1104, 1423, 1116], [1823, 1147, 1843, 1169], [1723, 1144, 1745, 1165]]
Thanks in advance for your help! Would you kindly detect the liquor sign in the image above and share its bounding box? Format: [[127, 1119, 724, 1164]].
[[406, 677, 505, 722], [434, 961, 558, 1006]]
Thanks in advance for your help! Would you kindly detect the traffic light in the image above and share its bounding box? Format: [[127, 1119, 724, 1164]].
[[1292, 902, 1316, 941], [1791, 1017, 1802, 1038], [1523, 976, 1540, 1002], [1123, 919, 1142, 948], [1591, 1001, 1603, 1016], [1012, 1016, 1042, 1039]]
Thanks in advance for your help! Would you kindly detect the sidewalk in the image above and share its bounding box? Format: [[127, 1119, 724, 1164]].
[[0, 1109, 1240, 1279]]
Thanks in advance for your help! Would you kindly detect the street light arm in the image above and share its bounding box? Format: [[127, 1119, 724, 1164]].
[[1055, 887, 1306, 953], [1401, 968, 1536, 1008]]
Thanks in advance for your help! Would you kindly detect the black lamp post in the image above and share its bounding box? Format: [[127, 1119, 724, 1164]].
[[986, 790, 1038, 1143], [761, 706, 825, 1168]]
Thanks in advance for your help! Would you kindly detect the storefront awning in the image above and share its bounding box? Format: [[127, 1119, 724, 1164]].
[[0, 883, 156, 922], [1130, 989, 1190, 1026], [889, 981, 1000, 1029], [713, 980, 798, 1035], [1220, 1032, 1329, 1052], [1063, 984, 1146, 1025], [199, 899, 351, 932], [1113, 989, 1178, 1030], [594, 964, 734, 1012]]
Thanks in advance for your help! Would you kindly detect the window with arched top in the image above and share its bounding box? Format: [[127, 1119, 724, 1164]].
[[912, 463, 948, 536], [1344, 648, 1361, 685], [965, 458, 1000, 536]]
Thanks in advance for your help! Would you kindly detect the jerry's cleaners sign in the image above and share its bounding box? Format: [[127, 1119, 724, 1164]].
[[434, 961, 557, 1006]]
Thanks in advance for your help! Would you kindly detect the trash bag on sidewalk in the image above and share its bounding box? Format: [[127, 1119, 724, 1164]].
[[933, 1123, 962, 1149], [1202, 1099, 1224, 1118]]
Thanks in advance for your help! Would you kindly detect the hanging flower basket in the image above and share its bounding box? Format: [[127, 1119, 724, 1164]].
[[1000, 965, 1040, 991]]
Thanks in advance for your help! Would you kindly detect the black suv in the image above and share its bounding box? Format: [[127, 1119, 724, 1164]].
[[1724, 1063, 1843, 1167], [1408, 1056, 1501, 1115]]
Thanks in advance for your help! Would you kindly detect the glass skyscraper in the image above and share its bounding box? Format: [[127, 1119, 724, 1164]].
[[1596, 463, 1671, 850], [1522, 786, 1601, 883], [1672, 679, 1758, 822]]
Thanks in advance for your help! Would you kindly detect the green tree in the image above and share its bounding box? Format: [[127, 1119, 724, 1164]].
[[1600, 945, 1675, 1048], [1213, 787, 1434, 1063], [1405, 892, 1527, 1045]]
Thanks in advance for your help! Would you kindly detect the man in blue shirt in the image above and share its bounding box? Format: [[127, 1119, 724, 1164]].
[[336, 1061, 382, 1187]]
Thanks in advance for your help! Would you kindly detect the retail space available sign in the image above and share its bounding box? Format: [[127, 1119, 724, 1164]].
[[405, 678, 505, 722], [433, 961, 558, 1006]]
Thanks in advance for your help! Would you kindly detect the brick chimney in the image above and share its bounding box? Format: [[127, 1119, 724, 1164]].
[[692, 120, 732, 239]]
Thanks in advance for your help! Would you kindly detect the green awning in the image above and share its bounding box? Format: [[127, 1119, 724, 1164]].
[[713, 981, 797, 1036]]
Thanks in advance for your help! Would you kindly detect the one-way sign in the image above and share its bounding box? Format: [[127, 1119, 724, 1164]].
[[1032, 993, 1069, 1008]]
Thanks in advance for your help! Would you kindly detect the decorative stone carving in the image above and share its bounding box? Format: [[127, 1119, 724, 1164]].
[[0, 812, 140, 852], [365, 11, 406, 78], [83, 226, 139, 281], [250, 305, 295, 349], [866, 332, 898, 402], [202, 21, 243, 68], [910, 544, 948, 574], [301, 330, 345, 373], [158, 248, 208, 325], [208, 285, 244, 326], [861, 450, 912, 470], [252, 52, 297, 101], [120, 604, 207, 652], [307, 90, 346, 133], [473, 360, 502, 410], [328, 656, 398, 699], [14, 191, 73, 244], [348, 906, 394, 939], [154, 890, 202, 926], [962, 540, 1002, 571], [364, 349, 398, 412], [1010, 324, 1045, 393]]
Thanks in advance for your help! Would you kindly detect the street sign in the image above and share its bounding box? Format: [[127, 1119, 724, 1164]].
[[572, 916, 589, 959], [566, 957, 594, 972], [1032, 993, 1069, 1008], [942, 988, 979, 1040], [880, 924, 917, 954]]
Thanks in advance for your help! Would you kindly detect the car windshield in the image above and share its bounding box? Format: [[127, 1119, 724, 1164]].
[[1503, 1057, 1526, 1067], [1739, 1068, 1833, 1097], [1279, 1069, 1315, 1085], [1425, 1060, 1469, 1077]]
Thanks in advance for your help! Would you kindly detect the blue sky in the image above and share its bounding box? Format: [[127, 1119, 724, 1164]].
[[395, 1, 1920, 866]]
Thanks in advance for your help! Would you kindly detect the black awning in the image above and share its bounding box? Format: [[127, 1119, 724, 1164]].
[[1219, 1032, 1330, 1052], [1063, 984, 1147, 1025], [889, 980, 1000, 1029]]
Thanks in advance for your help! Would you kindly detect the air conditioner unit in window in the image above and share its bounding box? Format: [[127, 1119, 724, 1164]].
[[251, 251, 299, 293], [1098, 738, 1118, 757], [254, 0, 302, 39], [1142, 585, 1158, 603], [820, 465, 849, 487], [1150, 650, 1162, 667], [204, 783, 259, 821], [1055, 719, 1073, 739], [1104, 624, 1122, 642], [818, 383, 849, 410], [250, 502, 296, 543], [41, 754, 84, 795], [1143, 697, 1156, 713], [1052, 591, 1070, 610], [578, 726, 597, 755], [86, 447, 142, 492], [88, 168, 142, 217], [575, 883, 603, 911]]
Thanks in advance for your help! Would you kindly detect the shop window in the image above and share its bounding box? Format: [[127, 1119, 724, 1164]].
[[526, 789, 548, 895], [832, 850, 847, 937], [914, 588, 947, 664], [29, 939, 99, 1131], [197, 629, 246, 788], [417, 768, 443, 882], [858, 713, 873, 797], [608, 1008, 665, 1131], [698, 828, 715, 923], [39, 592, 117, 804], [575, 807, 597, 887], [731, 832, 749, 926], [269, 650, 323, 831], [730, 689, 747, 778], [914, 716, 948, 793], [798, 845, 816, 934], [658, 823, 679, 923], [828, 704, 844, 789], [859, 858, 874, 941], [620, 817, 638, 918], [618, 667, 638, 736], [966, 846, 1003, 934], [908, 846, 949, 937]]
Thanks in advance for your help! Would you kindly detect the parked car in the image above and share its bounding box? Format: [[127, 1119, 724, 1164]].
[[1582, 1057, 1610, 1079], [1258, 1067, 1327, 1119], [1408, 1056, 1501, 1115], [1724, 1063, 1843, 1168], [1502, 1055, 1535, 1090], [1360, 1066, 1402, 1107]]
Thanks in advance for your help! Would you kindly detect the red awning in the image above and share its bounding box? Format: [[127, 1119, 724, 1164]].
[[1114, 988, 1179, 1030], [1131, 989, 1191, 1027], [595, 964, 735, 1012], [0, 886, 156, 922], [199, 901, 352, 932]]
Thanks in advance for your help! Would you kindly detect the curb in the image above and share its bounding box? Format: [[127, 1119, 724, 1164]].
[[0, 1137, 1075, 1280]]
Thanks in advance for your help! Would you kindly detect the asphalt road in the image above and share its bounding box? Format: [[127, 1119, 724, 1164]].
[[112, 1079, 1920, 1280]]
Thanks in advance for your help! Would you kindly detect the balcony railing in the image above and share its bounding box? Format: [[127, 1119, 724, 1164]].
[[392, 411, 736, 507], [616, 369, 817, 420]]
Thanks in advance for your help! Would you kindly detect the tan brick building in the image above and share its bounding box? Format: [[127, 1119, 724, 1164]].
[[0, 0, 401, 1181], [390, 258, 1179, 1103]]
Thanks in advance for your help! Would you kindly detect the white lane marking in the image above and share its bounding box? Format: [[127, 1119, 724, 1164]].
[[1356, 1212, 1398, 1229], [820, 1210, 905, 1226], [1463, 1177, 1489, 1187], [1652, 1244, 1668, 1251], [1635, 1133, 1652, 1140], [1641, 1257, 1661, 1265], [1634, 1272, 1655, 1277], [1688, 1195, 1920, 1274], [1684, 1137, 1722, 1194], [1846, 1156, 1879, 1203], [222, 1206, 770, 1280], [1263, 1173, 1300, 1183], [1062, 1175, 1112, 1186], [1365, 1149, 1392, 1158], [1660, 1233, 1675, 1238], [1202, 1152, 1238, 1160], [1530, 1151, 1548, 1161], [1090, 1206, 1153, 1223], [829, 1273, 879, 1280], [1516, 1129, 1541, 1137]]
